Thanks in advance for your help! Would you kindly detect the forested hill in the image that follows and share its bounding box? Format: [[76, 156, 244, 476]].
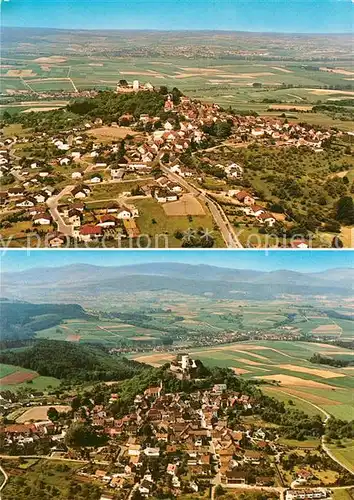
[[11, 87, 181, 132], [66, 89, 166, 121], [0, 301, 90, 341], [0, 340, 148, 382]]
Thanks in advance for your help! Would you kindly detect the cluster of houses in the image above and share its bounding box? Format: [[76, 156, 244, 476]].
[[230, 115, 334, 151], [52, 199, 140, 244], [0, 89, 343, 246], [226, 189, 277, 227], [286, 489, 331, 500], [0, 145, 12, 179], [0, 354, 340, 498]]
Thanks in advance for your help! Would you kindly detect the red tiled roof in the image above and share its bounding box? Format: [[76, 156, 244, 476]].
[[79, 225, 102, 235]]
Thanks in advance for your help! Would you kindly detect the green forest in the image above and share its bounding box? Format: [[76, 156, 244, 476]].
[[0, 340, 148, 382], [0, 300, 89, 341]]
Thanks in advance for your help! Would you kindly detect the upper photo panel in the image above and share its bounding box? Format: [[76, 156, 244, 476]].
[[0, 0, 353, 249]]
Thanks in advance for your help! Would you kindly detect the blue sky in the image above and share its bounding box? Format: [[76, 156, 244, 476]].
[[1, 250, 353, 273], [1, 0, 353, 33]]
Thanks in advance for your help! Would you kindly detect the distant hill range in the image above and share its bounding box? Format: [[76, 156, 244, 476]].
[[1, 263, 353, 302]]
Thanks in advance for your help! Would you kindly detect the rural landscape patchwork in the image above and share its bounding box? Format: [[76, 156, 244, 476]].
[[0, 1, 353, 500], [0, 250, 353, 500], [0, 24, 354, 248]]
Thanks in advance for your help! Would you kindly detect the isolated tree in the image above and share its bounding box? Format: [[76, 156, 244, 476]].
[[47, 407, 59, 422], [159, 85, 168, 95], [65, 422, 104, 448]]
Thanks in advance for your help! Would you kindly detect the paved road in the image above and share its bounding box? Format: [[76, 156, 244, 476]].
[[0, 464, 8, 492], [159, 160, 242, 248], [46, 184, 75, 236]]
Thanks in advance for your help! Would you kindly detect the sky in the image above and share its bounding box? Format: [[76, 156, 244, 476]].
[[1, 0, 353, 33], [1, 249, 353, 273]]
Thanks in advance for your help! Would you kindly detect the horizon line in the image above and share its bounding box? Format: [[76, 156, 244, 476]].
[[2, 262, 352, 274], [2, 25, 352, 36]]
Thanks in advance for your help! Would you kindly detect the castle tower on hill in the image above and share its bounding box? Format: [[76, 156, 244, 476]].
[[116, 80, 154, 93], [169, 353, 197, 380], [164, 94, 174, 111]]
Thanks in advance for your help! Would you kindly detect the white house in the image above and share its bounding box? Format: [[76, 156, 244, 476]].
[[110, 168, 125, 180], [71, 172, 83, 180], [251, 128, 265, 138], [116, 209, 132, 220], [258, 212, 276, 227], [248, 205, 266, 217], [72, 185, 91, 199], [8, 188, 25, 198], [225, 163, 244, 179], [16, 198, 35, 207], [33, 193, 47, 203], [154, 189, 178, 203], [33, 214, 52, 225], [90, 175, 102, 183], [97, 215, 117, 228], [143, 447, 160, 457], [164, 121, 174, 131]]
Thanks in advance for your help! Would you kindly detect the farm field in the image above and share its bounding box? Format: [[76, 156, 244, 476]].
[[132, 198, 224, 247], [0, 363, 60, 391], [1, 55, 353, 95], [36, 318, 163, 345], [131, 340, 354, 420], [87, 126, 139, 141], [16, 405, 71, 423], [333, 490, 354, 500], [1, 48, 353, 130], [0, 363, 38, 385], [328, 440, 354, 473]]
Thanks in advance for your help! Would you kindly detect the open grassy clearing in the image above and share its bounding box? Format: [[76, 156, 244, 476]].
[[87, 125, 138, 141], [132, 197, 224, 247], [278, 437, 321, 448], [328, 440, 354, 473], [0, 363, 19, 378], [0, 364, 38, 385]]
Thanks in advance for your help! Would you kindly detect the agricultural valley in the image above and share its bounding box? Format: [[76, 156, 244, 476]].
[[0, 17, 353, 500], [0, 261, 353, 499], [1, 29, 354, 248]]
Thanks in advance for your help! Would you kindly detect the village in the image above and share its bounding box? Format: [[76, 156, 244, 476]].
[[0, 81, 346, 249], [0, 353, 352, 500]]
